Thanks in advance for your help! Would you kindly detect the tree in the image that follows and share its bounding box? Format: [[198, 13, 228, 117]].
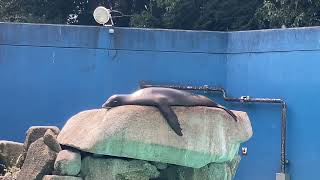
[[2, 0, 320, 31], [0, 0, 75, 24], [129, 0, 262, 31], [255, 0, 320, 29]]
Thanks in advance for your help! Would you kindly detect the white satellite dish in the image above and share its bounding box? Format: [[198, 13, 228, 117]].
[[93, 6, 111, 25]]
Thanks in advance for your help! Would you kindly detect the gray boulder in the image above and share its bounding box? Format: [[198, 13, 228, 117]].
[[0, 176, 12, 180], [23, 126, 60, 151], [44, 129, 62, 153], [0, 141, 23, 168], [58, 106, 252, 168], [17, 126, 60, 168], [81, 156, 160, 180], [151, 162, 168, 170], [160, 155, 241, 180], [54, 150, 81, 176], [17, 138, 57, 180], [43, 175, 83, 180]]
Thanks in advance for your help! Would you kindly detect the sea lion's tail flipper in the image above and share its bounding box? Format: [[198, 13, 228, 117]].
[[157, 104, 183, 136], [216, 105, 238, 122]]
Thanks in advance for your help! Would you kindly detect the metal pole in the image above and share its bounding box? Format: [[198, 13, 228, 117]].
[[139, 82, 288, 173]]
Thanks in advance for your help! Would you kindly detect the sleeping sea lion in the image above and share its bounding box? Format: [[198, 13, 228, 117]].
[[102, 87, 237, 136]]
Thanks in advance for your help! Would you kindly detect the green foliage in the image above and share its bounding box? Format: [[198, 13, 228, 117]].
[[128, 0, 262, 31], [0, 0, 74, 24], [255, 0, 320, 28], [1, 0, 320, 30]]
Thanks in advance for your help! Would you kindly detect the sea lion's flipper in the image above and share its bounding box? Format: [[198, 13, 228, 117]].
[[216, 105, 238, 121], [157, 104, 183, 136]]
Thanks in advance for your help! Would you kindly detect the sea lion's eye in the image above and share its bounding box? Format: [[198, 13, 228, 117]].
[[113, 100, 118, 103]]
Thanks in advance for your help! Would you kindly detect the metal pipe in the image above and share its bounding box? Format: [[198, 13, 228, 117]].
[[139, 82, 288, 173]]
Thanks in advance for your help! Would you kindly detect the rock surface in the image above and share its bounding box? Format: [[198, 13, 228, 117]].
[[160, 155, 241, 180], [54, 150, 81, 176], [43, 175, 83, 180], [17, 126, 60, 168], [58, 106, 252, 168], [17, 138, 57, 180], [23, 126, 60, 151], [151, 162, 168, 170], [0, 176, 12, 180], [0, 141, 23, 168], [44, 129, 62, 153], [81, 156, 160, 180]]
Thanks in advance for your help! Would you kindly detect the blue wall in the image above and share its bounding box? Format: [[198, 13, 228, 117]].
[[1, 22, 320, 180]]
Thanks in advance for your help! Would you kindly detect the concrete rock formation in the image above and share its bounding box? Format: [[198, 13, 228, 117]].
[[44, 129, 62, 153], [58, 106, 252, 168], [43, 175, 83, 180], [81, 156, 160, 180], [17, 126, 60, 168], [23, 126, 60, 151], [159, 155, 241, 180], [17, 138, 57, 180], [54, 150, 81, 176], [0, 141, 23, 171]]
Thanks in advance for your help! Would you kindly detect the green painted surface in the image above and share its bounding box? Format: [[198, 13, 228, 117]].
[[88, 139, 240, 168]]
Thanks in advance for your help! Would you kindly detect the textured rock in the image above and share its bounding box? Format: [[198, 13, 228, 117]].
[[0, 176, 12, 180], [54, 150, 81, 176], [151, 162, 168, 170], [44, 129, 62, 153], [160, 155, 241, 180], [0, 162, 5, 176], [58, 106, 252, 168], [2, 166, 20, 179], [24, 126, 60, 151], [0, 141, 23, 168], [17, 126, 60, 168], [43, 175, 83, 180], [81, 156, 160, 180], [17, 138, 57, 180]]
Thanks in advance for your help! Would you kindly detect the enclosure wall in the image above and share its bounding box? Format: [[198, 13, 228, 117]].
[[0, 23, 319, 180]]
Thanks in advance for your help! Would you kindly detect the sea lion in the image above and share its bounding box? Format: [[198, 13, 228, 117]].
[[102, 87, 237, 136]]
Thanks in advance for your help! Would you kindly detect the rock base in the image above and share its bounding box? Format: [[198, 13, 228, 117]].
[[43, 175, 83, 180], [79, 155, 241, 180]]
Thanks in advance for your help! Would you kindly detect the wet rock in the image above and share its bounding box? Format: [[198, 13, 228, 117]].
[[17, 138, 57, 180], [58, 106, 252, 168], [17, 126, 60, 168], [54, 150, 81, 176], [0, 141, 23, 168], [43, 175, 83, 180], [44, 129, 62, 153], [81, 156, 160, 180]]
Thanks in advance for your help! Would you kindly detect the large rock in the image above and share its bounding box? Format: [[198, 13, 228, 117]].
[[160, 155, 241, 180], [44, 129, 62, 153], [43, 175, 83, 180], [54, 150, 81, 176], [23, 126, 60, 151], [81, 156, 160, 180], [0, 176, 12, 180], [17, 126, 60, 168], [58, 106, 252, 168], [0, 141, 23, 168], [17, 138, 57, 180]]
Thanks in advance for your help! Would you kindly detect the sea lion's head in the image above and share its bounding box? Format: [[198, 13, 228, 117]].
[[102, 95, 124, 108]]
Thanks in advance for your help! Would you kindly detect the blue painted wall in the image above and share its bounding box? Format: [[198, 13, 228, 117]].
[[1, 22, 320, 179]]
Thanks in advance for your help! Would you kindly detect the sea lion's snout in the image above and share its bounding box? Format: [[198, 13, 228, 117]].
[[101, 102, 111, 109]]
